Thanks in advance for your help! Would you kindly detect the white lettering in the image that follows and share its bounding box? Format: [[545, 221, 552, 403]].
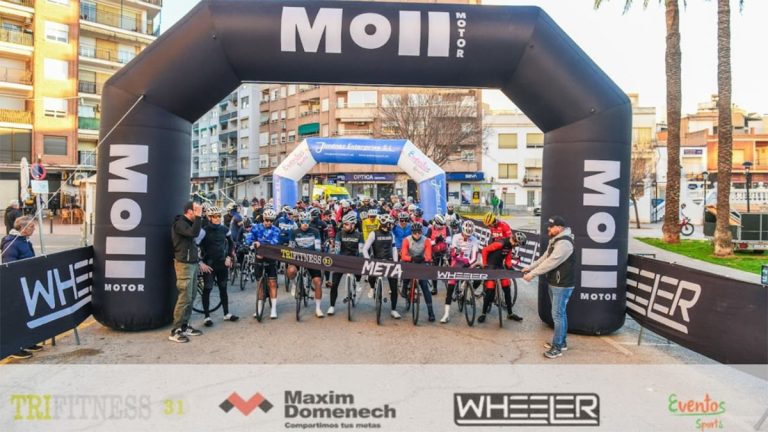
[[428, 12, 450, 57], [110, 199, 142, 232], [398, 11, 421, 56], [108, 145, 148, 193], [20, 273, 56, 316], [106, 237, 146, 255], [105, 261, 146, 279], [586, 212, 615, 244], [579, 292, 618, 301], [281, 7, 343, 53], [350, 13, 391, 50], [581, 248, 617, 266], [583, 160, 620, 207]]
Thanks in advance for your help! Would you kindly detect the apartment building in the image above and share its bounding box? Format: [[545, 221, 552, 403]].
[[255, 85, 483, 201], [0, 0, 160, 207], [190, 84, 261, 202], [484, 93, 657, 209]]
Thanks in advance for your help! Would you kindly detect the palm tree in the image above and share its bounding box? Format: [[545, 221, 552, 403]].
[[594, 0, 683, 243], [713, 0, 743, 256]]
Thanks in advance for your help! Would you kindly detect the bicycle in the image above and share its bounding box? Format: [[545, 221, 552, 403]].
[[487, 278, 518, 328], [240, 249, 257, 290], [680, 216, 694, 236], [373, 277, 385, 325], [405, 279, 421, 325], [294, 267, 311, 321], [192, 272, 221, 314], [228, 257, 240, 287], [253, 260, 272, 322], [341, 273, 358, 321], [454, 279, 476, 326]]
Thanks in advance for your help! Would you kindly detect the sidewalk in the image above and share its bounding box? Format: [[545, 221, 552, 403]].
[[628, 222, 762, 285]]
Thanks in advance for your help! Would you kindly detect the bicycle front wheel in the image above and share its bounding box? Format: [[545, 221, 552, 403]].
[[457, 282, 466, 313], [464, 283, 475, 326], [496, 284, 504, 328], [375, 278, 383, 325], [346, 275, 354, 322], [510, 278, 518, 309], [295, 275, 303, 322], [255, 277, 267, 322], [239, 260, 248, 291], [412, 281, 420, 325], [681, 223, 694, 236]]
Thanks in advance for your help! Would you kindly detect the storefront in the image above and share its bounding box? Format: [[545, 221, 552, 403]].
[[446, 172, 485, 205], [336, 173, 395, 200]]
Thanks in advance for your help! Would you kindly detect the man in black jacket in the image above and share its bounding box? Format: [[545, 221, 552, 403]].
[[170, 201, 204, 343], [4, 200, 22, 234]]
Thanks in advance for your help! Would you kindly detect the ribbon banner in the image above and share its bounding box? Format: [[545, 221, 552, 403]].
[[463, 219, 542, 267], [257, 245, 522, 281], [0, 247, 94, 359], [626, 254, 768, 364]]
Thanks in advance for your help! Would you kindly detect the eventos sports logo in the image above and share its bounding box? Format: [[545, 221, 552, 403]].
[[454, 393, 600, 427], [220, 392, 273, 416], [667, 393, 726, 430], [281, 7, 469, 58]]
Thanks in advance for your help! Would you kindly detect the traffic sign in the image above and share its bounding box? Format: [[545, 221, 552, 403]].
[[31, 180, 49, 194], [30, 163, 46, 180]]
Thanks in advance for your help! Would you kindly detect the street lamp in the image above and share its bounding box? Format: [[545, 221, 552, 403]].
[[701, 171, 708, 207], [743, 161, 753, 213]]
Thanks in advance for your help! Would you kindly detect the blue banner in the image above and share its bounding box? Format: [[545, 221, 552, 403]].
[[338, 173, 396, 182], [274, 175, 299, 209], [446, 172, 485, 181], [306, 138, 405, 166], [418, 173, 447, 221]]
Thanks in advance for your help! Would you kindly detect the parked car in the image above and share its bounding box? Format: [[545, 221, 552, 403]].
[[533, 206, 541, 216]]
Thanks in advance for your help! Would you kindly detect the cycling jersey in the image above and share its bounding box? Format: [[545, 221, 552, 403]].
[[361, 218, 379, 241], [290, 227, 322, 251], [253, 223, 280, 246], [276, 215, 296, 245], [242, 229, 255, 246], [198, 223, 234, 264], [481, 220, 516, 265], [363, 229, 397, 261], [401, 235, 432, 263], [392, 223, 411, 250], [335, 229, 363, 256], [450, 234, 478, 265]]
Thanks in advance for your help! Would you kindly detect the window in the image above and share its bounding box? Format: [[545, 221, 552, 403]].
[[498, 163, 518, 180], [632, 127, 653, 146], [271, 89, 279, 101], [288, 130, 296, 142], [259, 154, 268, 168], [280, 133, 286, 143], [498, 133, 517, 149], [240, 157, 249, 169], [240, 118, 249, 129], [44, 58, 68, 80], [78, 104, 96, 118], [259, 113, 269, 124], [280, 110, 286, 120], [44, 135, 67, 156], [270, 111, 279, 122], [287, 85, 297, 96], [43, 97, 67, 118], [240, 96, 250, 108], [270, 133, 278, 145], [259, 132, 268, 147], [44, 22, 68, 43], [347, 91, 377, 107], [280, 87, 287, 98], [382, 94, 401, 107], [0, 128, 32, 163], [270, 156, 278, 167], [321, 98, 329, 112], [287, 107, 296, 119], [322, 124, 329, 137], [240, 137, 248, 150], [526, 133, 544, 148]]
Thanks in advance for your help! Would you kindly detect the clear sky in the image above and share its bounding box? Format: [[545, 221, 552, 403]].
[[160, 0, 768, 118]]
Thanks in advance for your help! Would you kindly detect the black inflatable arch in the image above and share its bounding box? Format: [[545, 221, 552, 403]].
[[94, 0, 631, 333]]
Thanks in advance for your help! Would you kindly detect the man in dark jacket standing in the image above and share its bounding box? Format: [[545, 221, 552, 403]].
[[170, 201, 204, 343], [4, 200, 22, 234]]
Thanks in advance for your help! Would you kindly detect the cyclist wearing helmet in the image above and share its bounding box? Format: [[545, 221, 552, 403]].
[[252, 208, 281, 319], [362, 208, 380, 241], [197, 207, 239, 326], [288, 211, 325, 318], [478, 212, 522, 323], [390, 202, 402, 219], [445, 204, 460, 226], [411, 207, 425, 224], [362, 213, 401, 319], [426, 214, 450, 295], [276, 207, 297, 245], [327, 212, 364, 315], [392, 212, 412, 252], [440, 220, 479, 323], [400, 222, 435, 322]]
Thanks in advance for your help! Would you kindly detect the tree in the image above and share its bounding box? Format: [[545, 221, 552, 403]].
[[377, 91, 483, 166], [713, 0, 743, 257], [594, 0, 682, 243]]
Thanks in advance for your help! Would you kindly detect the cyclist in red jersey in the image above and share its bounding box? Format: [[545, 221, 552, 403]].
[[478, 212, 523, 323]]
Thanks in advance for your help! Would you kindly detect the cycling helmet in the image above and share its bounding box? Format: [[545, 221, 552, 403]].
[[201, 202, 212, 213], [244, 219, 253, 229], [340, 199, 350, 209], [447, 204, 455, 210], [378, 213, 394, 226], [207, 206, 223, 216], [461, 220, 475, 236], [290, 209, 299, 217], [342, 213, 357, 225], [449, 219, 460, 231], [398, 212, 410, 221], [299, 211, 312, 223], [483, 212, 497, 226], [226, 203, 237, 211], [263, 209, 277, 221], [367, 208, 378, 217], [433, 215, 445, 225], [360, 210, 368, 219], [264, 203, 274, 210], [309, 207, 321, 218], [408, 204, 416, 211], [414, 208, 423, 217], [513, 231, 527, 246], [410, 222, 423, 233], [393, 203, 402, 210]]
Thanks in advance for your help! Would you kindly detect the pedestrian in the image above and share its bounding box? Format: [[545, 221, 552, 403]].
[[522, 215, 575, 359], [1, 215, 45, 359], [169, 201, 204, 343], [490, 194, 500, 216], [4, 199, 22, 234], [498, 198, 504, 216]]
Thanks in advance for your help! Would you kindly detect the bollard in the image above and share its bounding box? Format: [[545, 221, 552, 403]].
[[50, 215, 53, 234]]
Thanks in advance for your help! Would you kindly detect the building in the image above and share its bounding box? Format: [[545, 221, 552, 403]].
[[255, 85, 483, 201], [190, 84, 261, 203], [484, 93, 657, 210], [0, 0, 161, 208]]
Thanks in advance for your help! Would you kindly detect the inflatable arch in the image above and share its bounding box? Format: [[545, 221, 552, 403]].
[[274, 138, 446, 220], [94, 0, 631, 334]]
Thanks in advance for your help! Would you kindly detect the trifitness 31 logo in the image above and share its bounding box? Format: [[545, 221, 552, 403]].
[[667, 393, 726, 430], [220, 392, 273, 416]]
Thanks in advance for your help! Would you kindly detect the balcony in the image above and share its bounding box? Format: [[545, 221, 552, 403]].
[[0, 28, 33, 47], [78, 80, 103, 95], [80, 5, 160, 37], [78, 150, 97, 167], [79, 43, 136, 65], [0, 0, 33, 6], [335, 104, 377, 122], [333, 129, 373, 136], [78, 116, 100, 130], [523, 177, 542, 187], [0, 108, 31, 124], [0, 66, 31, 85]]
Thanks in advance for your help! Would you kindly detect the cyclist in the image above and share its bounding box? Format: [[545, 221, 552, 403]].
[[197, 207, 239, 326], [392, 212, 412, 252], [288, 211, 325, 318], [411, 207, 425, 225], [251, 208, 281, 319], [390, 202, 402, 219], [328, 212, 364, 315], [362, 208, 379, 241], [426, 214, 450, 295], [362, 213, 401, 319], [400, 222, 435, 322], [478, 212, 522, 323], [445, 204, 461, 226], [276, 206, 297, 245], [440, 220, 479, 323]]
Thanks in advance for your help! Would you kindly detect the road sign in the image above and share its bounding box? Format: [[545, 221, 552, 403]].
[[30, 163, 46, 180], [31, 180, 49, 194]]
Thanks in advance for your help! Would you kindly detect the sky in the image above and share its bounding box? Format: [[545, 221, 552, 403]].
[[160, 0, 768, 119]]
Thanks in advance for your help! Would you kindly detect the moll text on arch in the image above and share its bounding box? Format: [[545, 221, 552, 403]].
[[581, 160, 620, 297]]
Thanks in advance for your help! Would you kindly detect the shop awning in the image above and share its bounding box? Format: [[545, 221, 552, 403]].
[[298, 122, 320, 135]]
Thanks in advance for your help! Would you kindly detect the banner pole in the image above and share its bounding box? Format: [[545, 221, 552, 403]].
[[755, 408, 768, 430], [36, 195, 45, 254]]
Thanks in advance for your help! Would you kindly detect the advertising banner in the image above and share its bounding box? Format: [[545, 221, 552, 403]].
[[626, 254, 768, 364], [0, 247, 94, 359], [338, 173, 396, 182], [417, 173, 447, 221], [463, 219, 542, 268], [306, 138, 405, 166], [397, 141, 442, 183], [273, 140, 317, 181]]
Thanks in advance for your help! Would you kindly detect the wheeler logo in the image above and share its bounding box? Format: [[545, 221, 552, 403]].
[[18, 257, 93, 328], [626, 266, 701, 333], [667, 393, 726, 430], [220, 392, 273, 416], [281, 7, 468, 58], [454, 393, 600, 427]]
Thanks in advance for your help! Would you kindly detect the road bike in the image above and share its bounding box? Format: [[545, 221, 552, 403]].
[[294, 267, 311, 321], [454, 280, 476, 326], [404, 279, 421, 325], [240, 249, 257, 290], [341, 273, 358, 321], [680, 216, 694, 236], [192, 272, 221, 314], [373, 277, 384, 325], [253, 260, 272, 322]]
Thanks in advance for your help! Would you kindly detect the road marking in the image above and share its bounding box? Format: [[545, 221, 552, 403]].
[[600, 337, 633, 356]]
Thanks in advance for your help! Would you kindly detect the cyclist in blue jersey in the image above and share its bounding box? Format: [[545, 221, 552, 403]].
[[288, 211, 325, 318], [251, 209, 281, 319], [276, 206, 297, 245], [392, 212, 412, 252]]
